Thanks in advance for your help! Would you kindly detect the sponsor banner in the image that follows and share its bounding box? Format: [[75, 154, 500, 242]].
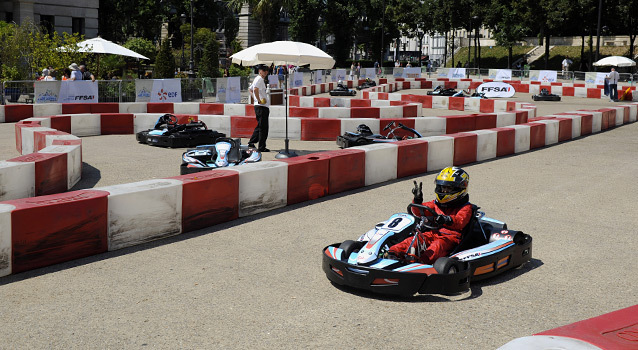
[[529, 70, 557, 83], [448, 68, 466, 79], [360, 68, 376, 80], [150, 79, 182, 103], [292, 72, 303, 87], [268, 74, 279, 86], [585, 72, 607, 85], [437, 68, 449, 78], [58, 81, 98, 103], [215, 78, 227, 103], [476, 82, 516, 98], [402, 67, 421, 78], [226, 76, 241, 104], [34, 81, 61, 104], [314, 70, 323, 84], [135, 79, 153, 102], [488, 69, 512, 81], [331, 69, 346, 82], [393, 67, 404, 77]]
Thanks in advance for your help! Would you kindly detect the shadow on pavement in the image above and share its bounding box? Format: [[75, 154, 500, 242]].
[[70, 162, 101, 190]]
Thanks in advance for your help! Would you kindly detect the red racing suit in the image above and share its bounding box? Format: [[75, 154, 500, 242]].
[[388, 199, 473, 264]]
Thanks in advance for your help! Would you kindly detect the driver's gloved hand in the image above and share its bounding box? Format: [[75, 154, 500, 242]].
[[384, 251, 400, 260], [435, 215, 453, 226], [412, 181, 423, 204]]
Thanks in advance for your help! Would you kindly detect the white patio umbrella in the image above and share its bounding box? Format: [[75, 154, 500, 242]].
[[59, 37, 150, 77], [230, 41, 335, 158], [593, 56, 636, 67]]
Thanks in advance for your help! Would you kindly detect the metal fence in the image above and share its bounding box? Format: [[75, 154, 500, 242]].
[[2, 70, 636, 105]]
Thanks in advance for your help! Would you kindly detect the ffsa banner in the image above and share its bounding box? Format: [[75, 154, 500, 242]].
[[488, 69, 512, 81], [529, 70, 557, 83], [34, 81, 61, 104], [57, 81, 98, 103]]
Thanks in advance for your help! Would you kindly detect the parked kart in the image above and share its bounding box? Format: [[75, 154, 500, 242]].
[[136, 113, 226, 148], [532, 88, 561, 102], [322, 203, 532, 296], [356, 78, 377, 90], [336, 121, 422, 148], [330, 83, 357, 96], [180, 137, 261, 175], [452, 90, 488, 99], [427, 85, 458, 96]]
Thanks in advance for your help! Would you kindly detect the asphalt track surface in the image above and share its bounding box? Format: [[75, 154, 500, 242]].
[[0, 94, 636, 349]]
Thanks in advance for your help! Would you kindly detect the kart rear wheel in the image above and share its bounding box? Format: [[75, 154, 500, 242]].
[[339, 240, 365, 261], [434, 257, 463, 274]]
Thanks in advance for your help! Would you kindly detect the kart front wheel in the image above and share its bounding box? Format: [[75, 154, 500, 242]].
[[339, 240, 365, 261], [434, 257, 463, 274]]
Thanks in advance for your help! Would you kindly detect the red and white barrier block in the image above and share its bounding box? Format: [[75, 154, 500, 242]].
[[233, 162, 288, 217]]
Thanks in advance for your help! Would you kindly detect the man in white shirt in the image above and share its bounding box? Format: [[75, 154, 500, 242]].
[[606, 67, 620, 101], [248, 64, 270, 152]]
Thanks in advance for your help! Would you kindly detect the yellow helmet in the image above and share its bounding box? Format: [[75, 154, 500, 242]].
[[434, 166, 469, 206]]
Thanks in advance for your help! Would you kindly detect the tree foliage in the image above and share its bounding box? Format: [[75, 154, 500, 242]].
[[155, 39, 176, 78]]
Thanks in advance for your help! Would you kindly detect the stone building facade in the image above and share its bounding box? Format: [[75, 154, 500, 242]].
[[0, 0, 98, 37]]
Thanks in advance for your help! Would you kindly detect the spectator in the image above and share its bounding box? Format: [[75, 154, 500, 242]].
[[356, 62, 361, 79], [349, 62, 355, 80], [406, 61, 412, 68], [40, 68, 55, 81], [68, 63, 82, 80], [61, 68, 72, 81], [80, 65, 96, 82], [607, 67, 620, 101]]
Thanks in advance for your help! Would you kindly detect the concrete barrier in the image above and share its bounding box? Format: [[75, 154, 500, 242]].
[[393, 138, 429, 178], [133, 113, 163, 133], [97, 179, 183, 251], [351, 143, 398, 186], [424, 136, 454, 171], [270, 117, 301, 140], [415, 117, 446, 136], [509, 125, 531, 153], [198, 115, 231, 136], [70, 113, 101, 136], [275, 154, 330, 205], [233, 162, 288, 217], [33, 104, 62, 118], [313, 149, 365, 195], [119, 102, 148, 114], [0, 161, 35, 201], [467, 129, 497, 161]]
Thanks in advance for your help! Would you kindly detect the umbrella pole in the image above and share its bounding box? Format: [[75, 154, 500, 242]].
[[276, 68, 298, 159]]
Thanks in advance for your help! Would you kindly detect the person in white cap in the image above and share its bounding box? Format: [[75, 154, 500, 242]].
[[68, 63, 82, 81]]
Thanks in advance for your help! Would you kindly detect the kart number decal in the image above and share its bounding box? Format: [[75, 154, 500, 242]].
[[381, 215, 412, 231]]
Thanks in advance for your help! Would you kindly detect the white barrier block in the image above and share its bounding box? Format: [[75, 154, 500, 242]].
[[21, 127, 54, 155], [424, 136, 454, 172], [611, 107, 624, 126], [379, 106, 404, 118], [370, 100, 391, 107], [563, 82, 574, 87], [0, 203, 14, 277], [0, 106, 4, 123], [198, 115, 231, 136], [410, 81, 421, 89], [496, 112, 516, 127], [620, 104, 637, 122], [70, 113, 101, 136], [224, 104, 246, 116], [173, 102, 200, 114], [341, 119, 380, 135], [133, 113, 163, 133], [529, 85, 540, 94], [0, 161, 35, 201], [468, 130, 497, 161], [589, 111, 603, 133], [33, 103, 62, 118], [464, 98, 481, 112], [554, 114, 582, 138], [318, 107, 349, 119], [269, 117, 301, 140], [494, 100, 509, 112], [39, 145, 82, 189], [415, 117, 446, 136], [330, 98, 349, 107], [351, 143, 398, 186], [23, 117, 52, 128], [234, 162, 288, 217], [268, 105, 286, 118], [119, 102, 147, 113], [535, 120, 559, 145], [510, 125, 530, 153], [431, 96, 449, 109], [574, 87, 587, 98], [551, 86, 563, 96], [388, 93, 402, 101], [367, 92, 379, 100], [45, 134, 81, 147], [457, 81, 471, 90], [298, 96, 315, 107], [97, 179, 183, 251]]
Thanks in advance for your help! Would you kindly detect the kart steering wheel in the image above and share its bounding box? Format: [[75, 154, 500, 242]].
[[162, 114, 178, 126], [407, 203, 441, 230], [383, 121, 395, 132]]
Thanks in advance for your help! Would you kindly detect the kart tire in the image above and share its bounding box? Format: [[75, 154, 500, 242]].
[[434, 257, 463, 274], [338, 240, 365, 261]]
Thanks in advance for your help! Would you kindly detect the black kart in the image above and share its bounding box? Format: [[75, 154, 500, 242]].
[[330, 83, 357, 96], [356, 79, 377, 90], [532, 88, 561, 101], [136, 113, 226, 148], [427, 85, 458, 96], [337, 121, 422, 148]]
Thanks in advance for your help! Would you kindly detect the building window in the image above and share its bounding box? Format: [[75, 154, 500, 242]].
[[5, 12, 13, 23], [40, 15, 54, 35], [72, 17, 85, 35]]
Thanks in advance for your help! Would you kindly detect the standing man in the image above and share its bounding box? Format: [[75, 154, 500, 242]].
[[249, 64, 270, 152], [80, 65, 96, 82], [607, 67, 620, 102]]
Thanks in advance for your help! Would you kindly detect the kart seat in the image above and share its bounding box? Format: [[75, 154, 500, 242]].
[[218, 137, 242, 163], [448, 204, 490, 255]]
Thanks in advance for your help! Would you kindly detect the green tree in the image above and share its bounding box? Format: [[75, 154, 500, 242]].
[[228, 0, 290, 42], [155, 39, 176, 78], [325, 0, 363, 65], [289, 0, 321, 43], [485, 0, 528, 68], [199, 34, 220, 78]]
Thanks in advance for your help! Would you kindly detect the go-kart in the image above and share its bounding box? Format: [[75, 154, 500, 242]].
[[336, 121, 422, 148], [356, 79, 377, 90], [532, 88, 561, 101], [329, 83, 357, 96], [427, 85, 458, 96], [180, 137, 261, 174], [136, 113, 226, 148], [452, 90, 488, 99], [322, 203, 532, 296]]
